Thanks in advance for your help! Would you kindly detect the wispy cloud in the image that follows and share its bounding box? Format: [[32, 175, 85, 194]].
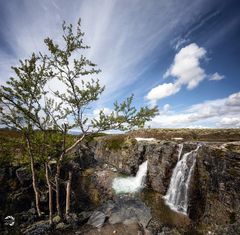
[[0, 0, 221, 107], [209, 72, 225, 81], [172, 10, 220, 50]]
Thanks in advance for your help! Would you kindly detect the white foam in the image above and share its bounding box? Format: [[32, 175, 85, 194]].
[[164, 145, 200, 214], [112, 161, 148, 194]]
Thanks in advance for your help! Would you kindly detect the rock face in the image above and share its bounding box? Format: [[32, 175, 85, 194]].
[[93, 135, 146, 174], [91, 136, 240, 234], [188, 144, 240, 231]]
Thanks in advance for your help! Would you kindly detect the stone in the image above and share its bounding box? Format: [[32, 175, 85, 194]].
[[52, 215, 61, 224], [78, 211, 93, 224], [87, 211, 106, 228], [106, 198, 152, 228], [22, 220, 50, 235], [56, 222, 69, 230]]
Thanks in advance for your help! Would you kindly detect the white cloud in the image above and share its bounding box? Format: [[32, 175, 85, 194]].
[[163, 104, 171, 112], [225, 92, 240, 106], [146, 83, 180, 101], [219, 117, 240, 127], [209, 72, 225, 81], [165, 43, 207, 89], [147, 43, 225, 103], [147, 91, 240, 128]]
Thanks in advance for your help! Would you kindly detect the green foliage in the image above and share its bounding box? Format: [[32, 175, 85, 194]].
[[92, 94, 158, 132], [0, 54, 50, 131], [0, 18, 158, 166], [44, 19, 104, 133]]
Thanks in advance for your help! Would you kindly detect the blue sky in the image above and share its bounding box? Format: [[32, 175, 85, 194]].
[[0, 0, 240, 128]]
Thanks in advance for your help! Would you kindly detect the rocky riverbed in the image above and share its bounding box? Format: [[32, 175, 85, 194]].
[[1, 130, 240, 234]]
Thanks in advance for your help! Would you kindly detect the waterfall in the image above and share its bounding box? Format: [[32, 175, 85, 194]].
[[164, 145, 200, 214], [112, 160, 148, 194]]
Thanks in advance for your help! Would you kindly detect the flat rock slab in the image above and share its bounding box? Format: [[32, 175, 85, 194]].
[[108, 197, 152, 228], [87, 211, 106, 228], [87, 197, 151, 229]]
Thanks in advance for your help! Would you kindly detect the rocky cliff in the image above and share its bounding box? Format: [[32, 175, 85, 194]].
[[1, 131, 240, 235], [91, 135, 240, 234]]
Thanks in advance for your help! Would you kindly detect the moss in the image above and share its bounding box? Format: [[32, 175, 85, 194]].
[[85, 132, 107, 142], [104, 135, 136, 150], [105, 135, 126, 150]]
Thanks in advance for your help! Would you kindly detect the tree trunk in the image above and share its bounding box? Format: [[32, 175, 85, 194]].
[[45, 163, 53, 225], [26, 137, 41, 217], [55, 134, 85, 218], [30, 155, 41, 217], [55, 164, 61, 217], [65, 171, 72, 218]]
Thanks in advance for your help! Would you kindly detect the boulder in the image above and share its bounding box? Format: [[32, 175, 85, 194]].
[[56, 222, 70, 230], [87, 211, 106, 228], [52, 215, 61, 224], [108, 198, 152, 228]]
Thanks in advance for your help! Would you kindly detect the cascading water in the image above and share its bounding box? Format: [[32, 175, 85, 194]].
[[164, 145, 200, 214], [112, 160, 148, 194]]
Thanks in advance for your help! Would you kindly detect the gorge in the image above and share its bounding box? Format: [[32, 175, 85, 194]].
[[1, 129, 240, 234]]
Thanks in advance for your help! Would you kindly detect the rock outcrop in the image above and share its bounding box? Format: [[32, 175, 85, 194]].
[[91, 136, 240, 234]]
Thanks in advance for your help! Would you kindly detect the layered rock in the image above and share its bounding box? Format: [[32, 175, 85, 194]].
[[91, 136, 240, 234], [188, 144, 240, 233]]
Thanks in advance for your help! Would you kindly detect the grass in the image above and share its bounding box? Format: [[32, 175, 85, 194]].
[[128, 128, 240, 142]]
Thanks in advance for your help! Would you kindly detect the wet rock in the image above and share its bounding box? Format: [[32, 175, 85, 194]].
[[87, 211, 106, 228], [147, 141, 180, 194], [92, 169, 117, 198]]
